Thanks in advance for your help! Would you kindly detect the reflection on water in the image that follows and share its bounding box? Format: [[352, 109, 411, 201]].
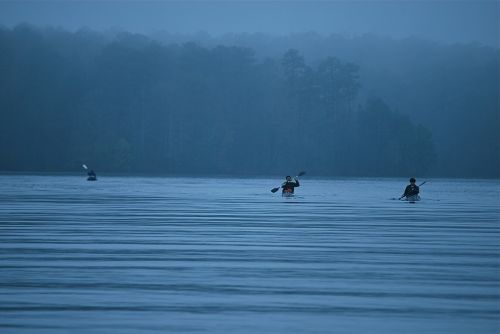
[[0, 175, 499, 333]]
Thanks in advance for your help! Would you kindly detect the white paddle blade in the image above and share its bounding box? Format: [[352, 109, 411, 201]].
[[82, 164, 88, 170]]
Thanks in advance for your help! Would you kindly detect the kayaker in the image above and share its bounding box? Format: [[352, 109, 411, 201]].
[[401, 177, 419, 199], [87, 170, 97, 180], [281, 175, 300, 194]]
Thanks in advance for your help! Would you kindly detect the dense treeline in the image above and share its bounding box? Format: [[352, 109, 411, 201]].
[[1, 25, 494, 177], [156, 32, 500, 178]]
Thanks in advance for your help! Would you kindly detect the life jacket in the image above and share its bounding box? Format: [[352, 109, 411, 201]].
[[405, 185, 419, 196]]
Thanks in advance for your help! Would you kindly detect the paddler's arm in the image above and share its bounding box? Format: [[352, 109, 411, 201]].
[[402, 185, 411, 197]]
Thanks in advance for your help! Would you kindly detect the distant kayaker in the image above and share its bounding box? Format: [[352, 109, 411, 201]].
[[282, 175, 300, 194], [401, 178, 419, 199], [87, 169, 97, 181]]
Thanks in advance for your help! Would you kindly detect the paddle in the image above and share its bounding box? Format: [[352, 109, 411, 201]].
[[82, 164, 88, 170], [271, 171, 306, 193], [398, 181, 427, 200]]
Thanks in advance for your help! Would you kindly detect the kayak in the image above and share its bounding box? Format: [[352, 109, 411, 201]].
[[282, 192, 294, 197], [405, 195, 420, 202], [87, 176, 97, 181]]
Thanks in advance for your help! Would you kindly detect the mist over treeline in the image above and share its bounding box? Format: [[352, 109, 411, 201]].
[[0, 25, 498, 177]]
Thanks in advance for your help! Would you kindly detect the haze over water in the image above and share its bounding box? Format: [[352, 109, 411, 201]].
[[0, 175, 498, 333]]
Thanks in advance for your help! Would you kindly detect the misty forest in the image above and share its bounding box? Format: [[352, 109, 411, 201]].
[[0, 25, 498, 177]]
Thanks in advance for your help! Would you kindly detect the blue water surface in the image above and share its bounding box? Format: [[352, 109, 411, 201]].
[[0, 175, 499, 333]]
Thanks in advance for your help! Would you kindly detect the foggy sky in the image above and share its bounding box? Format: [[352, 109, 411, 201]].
[[0, 0, 498, 47]]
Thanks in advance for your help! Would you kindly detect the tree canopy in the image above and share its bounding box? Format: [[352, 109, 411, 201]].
[[1, 25, 495, 177]]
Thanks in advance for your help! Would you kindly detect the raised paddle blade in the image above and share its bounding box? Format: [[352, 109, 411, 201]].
[[82, 164, 88, 170], [297, 171, 306, 177], [271, 187, 280, 193]]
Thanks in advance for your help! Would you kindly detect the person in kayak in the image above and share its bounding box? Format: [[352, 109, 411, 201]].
[[401, 177, 419, 199], [282, 175, 300, 194], [87, 169, 97, 180]]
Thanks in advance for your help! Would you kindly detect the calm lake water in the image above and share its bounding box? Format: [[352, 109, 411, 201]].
[[0, 175, 499, 333]]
